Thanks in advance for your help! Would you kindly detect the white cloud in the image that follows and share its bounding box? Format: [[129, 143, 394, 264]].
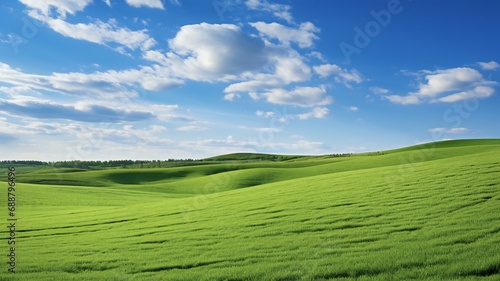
[[148, 104, 183, 122], [71, 122, 174, 148], [125, 0, 165, 9], [254, 127, 282, 133], [169, 0, 181, 6], [223, 78, 276, 95], [182, 137, 326, 156], [256, 109, 291, 122], [308, 51, 326, 62], [109, 65, 184, 91], [143, 23, 315, 101], [168, 23, 268, 74], [386, 94, 421, 105], [19, 0, 92, 18], [313, 64, 363, 86], [250, 22, 319, 48], [256, 110, 275, 118], [30, 13, 157, 51], [142, 50, 169, 65], [0, 111, 331, 159], [297, 107, 329, 119], [369, 86, 389, 94], [20, 0, 157, 53], [387, 67, 496, 105], [0, 85, 41, 97], [6, 12, 335, 116], [0, 98, 154, 123], [275, 56, 312, 83], [146, 23, 274, 81], [262, 86, 332, 108], [313, 64, 340, 78], [222, 49, 312, 96], [417, 68, 483, 97], [11, 0, 499, 161], [249, 92, 260, 100], [245, 0, 293, 23], [223, 54, 311, 95], [224, 93, 240, 101], [428, 127, 469, 134], [176, 125, 207, 131], [0, 62, 183, 97], [0, 119, 77, 136], [478, 61, 500, 70], [176, 121, 210, 131], [0, 85, 181, 124], [437, 85, 494, 103]]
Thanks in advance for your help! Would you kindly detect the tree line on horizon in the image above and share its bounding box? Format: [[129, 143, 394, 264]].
[[0, 159, 198, 169], [0, 153, 357, 169]]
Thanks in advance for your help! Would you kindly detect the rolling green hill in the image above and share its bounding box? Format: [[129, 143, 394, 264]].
[[1, 139, 499, 280]]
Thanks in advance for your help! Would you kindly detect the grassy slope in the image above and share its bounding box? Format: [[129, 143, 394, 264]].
[[1, 139, 499, 280], [14, 139, 499, 194]]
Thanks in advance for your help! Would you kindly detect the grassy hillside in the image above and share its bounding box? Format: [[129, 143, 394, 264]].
[[1, 139, 499, 280]]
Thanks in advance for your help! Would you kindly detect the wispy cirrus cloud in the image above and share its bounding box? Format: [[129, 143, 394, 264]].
[[0, 99, 154, 122], [252, 127, 282, 133], [297, 107, 329, 120], [176, 125, 207, 131], [261, 86, 332, 108], [255, 110, 275, 118], [29, 13, 157, 51], [0, 62, 183, 97], [369, 86, 389, 95], [19, 0, 92, 18], [176, 120, 211, 131], [223, 92, 240, 101], [313, 64, 363, 87], [428, 127, 469, 134], [250, 21, 319, 48], [20, 0, 157, 53], [245, 0, 293, 23]]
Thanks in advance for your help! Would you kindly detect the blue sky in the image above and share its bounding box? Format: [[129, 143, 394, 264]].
[[0, 0, 499, 161]]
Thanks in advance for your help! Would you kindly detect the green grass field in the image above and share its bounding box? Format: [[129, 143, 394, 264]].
[[1, 139, 499, 280]]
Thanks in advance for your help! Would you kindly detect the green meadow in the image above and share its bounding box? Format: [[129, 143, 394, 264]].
[[1, 139, 499, 280]]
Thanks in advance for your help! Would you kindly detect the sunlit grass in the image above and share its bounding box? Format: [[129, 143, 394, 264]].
[[1, 139, 499, 280]]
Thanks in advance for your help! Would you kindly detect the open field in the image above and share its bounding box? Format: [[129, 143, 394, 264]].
[[1, 139, 500, 280]]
